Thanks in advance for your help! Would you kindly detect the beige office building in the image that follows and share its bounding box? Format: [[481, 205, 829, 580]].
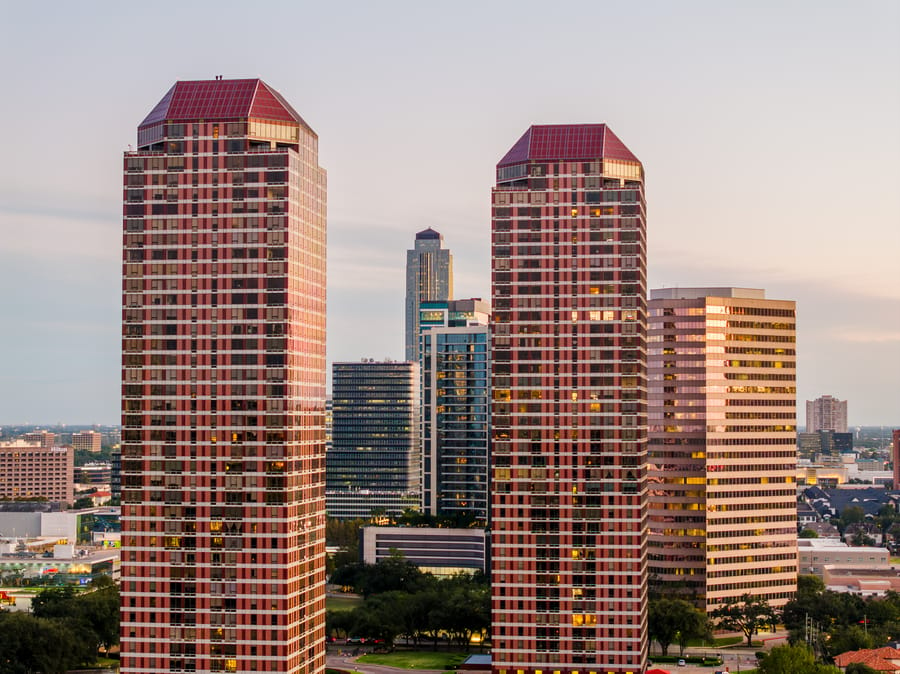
[[72, 431, 102, 453], [648, 287, 797, 611], [0, 439, 74, 504]]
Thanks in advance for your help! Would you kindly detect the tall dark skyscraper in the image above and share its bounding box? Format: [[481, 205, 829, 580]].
[[326, 361, 420, 519], [490, 124, 648, 673], [419, 298, 491, 520], [405, 228, 453, 362], [120, 78, 327, 673]]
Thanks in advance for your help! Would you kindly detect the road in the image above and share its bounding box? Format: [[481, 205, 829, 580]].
[[651, 650, 758, 673]]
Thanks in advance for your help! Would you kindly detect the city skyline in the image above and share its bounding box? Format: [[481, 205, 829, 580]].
[[1, 2, 898, 425]]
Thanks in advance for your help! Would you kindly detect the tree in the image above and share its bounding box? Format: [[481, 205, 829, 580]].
[[845, 663, 881, 674], [31, 585, 78, 619], [758, 643, 840, 674], [877, 505, 898, 538], [401, 589, 440, 646], [799, 528, 819, 538], [712, 594, 777, 647], [72, 496, 95, 509], [326, 608, 355, 639], [29, 577, 120, 658], [676, 605, 710, 656], [826, 624, 873, 657], [837, 505, 866, 536], [77, 581, 120, 652], [339, 553, 432, 597], [797, 574, 825, 598], [430, 580, 490, 647], [0, 611, 83, 674], [349, 600, 402, 648], [649, 598, 707, 656]]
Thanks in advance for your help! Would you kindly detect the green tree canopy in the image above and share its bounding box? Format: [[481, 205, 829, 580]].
[[648, 598, 707, 656], [330, 553, 433, 597], [758, 643, 840, 674], [796, 574, 825, 598], [712, 594, 777, 647], [0, 612, 83, 674]]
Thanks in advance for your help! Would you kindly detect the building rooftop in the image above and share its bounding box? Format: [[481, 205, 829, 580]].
[[415, 227, 442, 240], [650, 287, 766, 300], [139, 78, 310, 131], [804, 486, 899, 518], [497, 124, 639, 166], [798, 539, 886, 555], [834, 648, 900, 671]]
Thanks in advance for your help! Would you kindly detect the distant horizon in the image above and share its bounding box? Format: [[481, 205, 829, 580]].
[[1, 421, 898, 432]]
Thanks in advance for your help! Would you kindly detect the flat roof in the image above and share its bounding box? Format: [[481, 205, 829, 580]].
[[650, 287, 765, 300]]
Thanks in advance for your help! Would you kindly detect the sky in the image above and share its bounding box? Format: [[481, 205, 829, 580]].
[[0, 1, 897, 426]]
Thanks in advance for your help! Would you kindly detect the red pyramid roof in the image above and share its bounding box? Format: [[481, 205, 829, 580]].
[[139, 78, 310, 131], [498, 124, 640, 167]]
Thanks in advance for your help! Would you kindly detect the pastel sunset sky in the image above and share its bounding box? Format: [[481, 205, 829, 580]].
[[1, 1, 897, 425]]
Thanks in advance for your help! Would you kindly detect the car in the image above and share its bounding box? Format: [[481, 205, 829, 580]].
[[677, 660, 686, 667], [346, 636, 365, 644]]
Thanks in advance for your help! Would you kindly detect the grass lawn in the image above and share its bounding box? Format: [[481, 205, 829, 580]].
[[1, 587, 43, 594], [683, 635, 743, 647], [326, 593, 364, 612], [357, 651, 468, 669]]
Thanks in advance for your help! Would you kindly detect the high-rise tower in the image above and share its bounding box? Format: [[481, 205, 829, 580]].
[[490, 124, 648, 673], [121, 78, 327, 674], [806, 395, 848, 433], [419, 298, 491, 521], [647, 287, 798, 611], [326, 361, 420, 519], [405, 228, 453, 362]]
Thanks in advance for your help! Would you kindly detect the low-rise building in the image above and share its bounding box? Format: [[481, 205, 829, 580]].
[[798, 502, 818, 525], [799, 538, 889, 577], [824, 568, 900, 596], [0, 546, 119, 585], [360, 526, 487, 576], [834, 647, 900, 672], [0, 506, 120, 544], [801, 521, 841, 540], [0, 440, 74, 504], [22, 431, 56, 448], [71, 431, 102, 453], [74, 462, 111, 484]]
